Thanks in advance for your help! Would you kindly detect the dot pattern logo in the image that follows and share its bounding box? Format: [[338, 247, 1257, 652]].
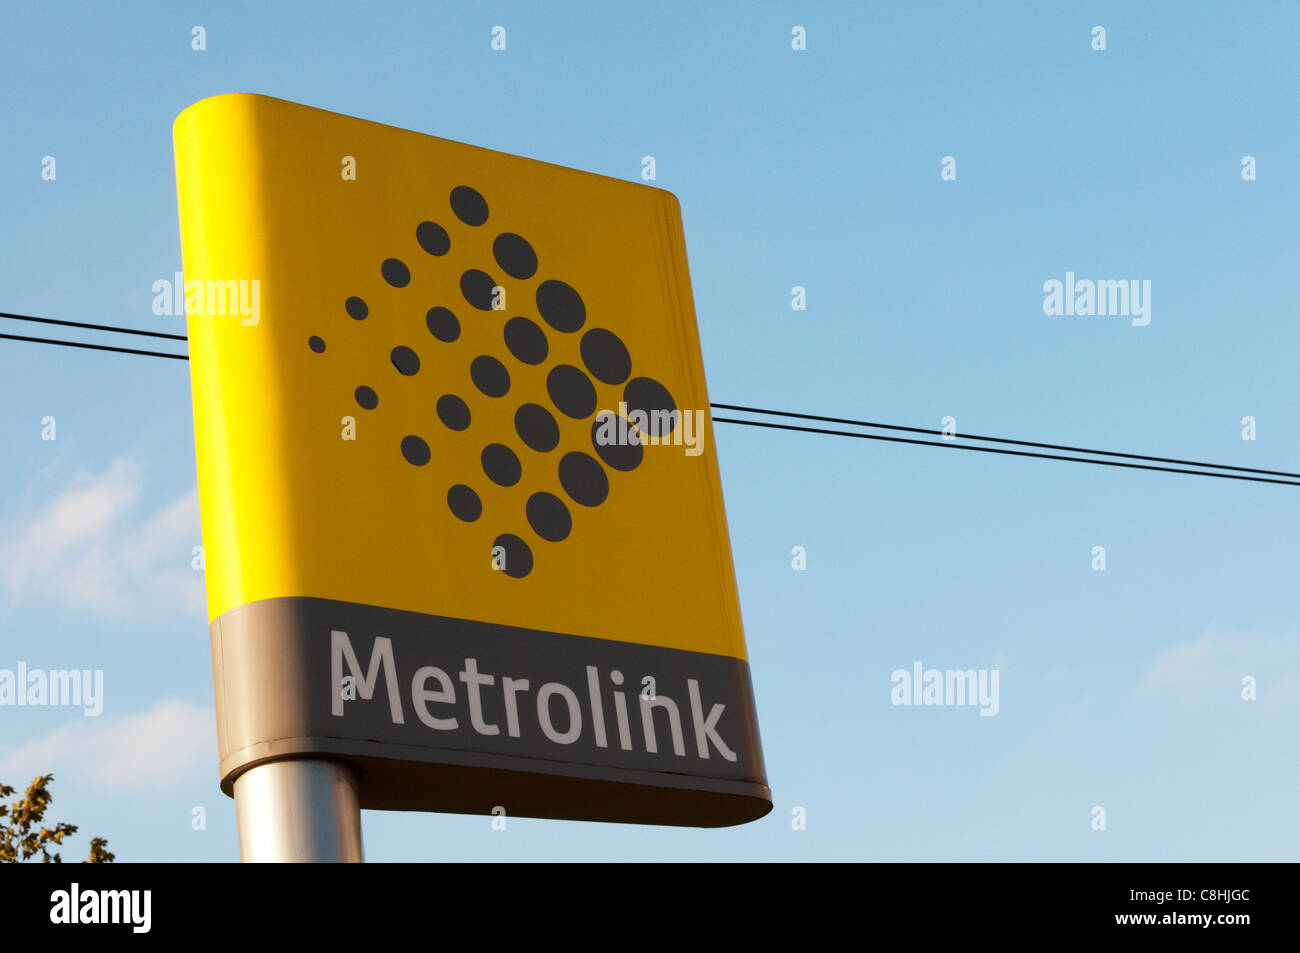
[[310, 185, 679, 579]]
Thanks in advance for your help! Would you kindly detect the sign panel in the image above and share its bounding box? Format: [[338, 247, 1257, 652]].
[[174, 94, 770, 826]]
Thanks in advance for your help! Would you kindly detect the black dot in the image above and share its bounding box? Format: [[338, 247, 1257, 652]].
[[355, 386, 378, 410], [437, 394, 471, 431], [526, 492, 571, 542], [547, 364, 597, 419], [308, 335, 326, 353], [461, 269, 498, 311], [492, 533, 533, 579], [417, 221, 451, 256], [447, 485, 482, 522], [515, 403, 560, 452], [493, 233, 538, 280], [426, 307, 460, 342], [470, 355, 510, 397], [558, 452, 609, 507], [391, 346, 420, 375], [591, 413, 643, 472], [451, 186, 489, 226], [382, 258, 410, 288], [536, 280, 586, 333], [624, 377, 678, 436], [401, 435, 430, 466], [345, 297, 369, 320], [482, 443, 522, 486], [580, 329, 631, 385], [503, 317, 548, 364]]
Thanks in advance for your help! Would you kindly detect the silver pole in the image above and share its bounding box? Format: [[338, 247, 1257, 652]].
[[233, 759, 363, 862]]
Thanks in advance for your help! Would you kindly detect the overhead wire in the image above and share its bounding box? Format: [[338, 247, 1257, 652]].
[[2, 311, 1293, 487]]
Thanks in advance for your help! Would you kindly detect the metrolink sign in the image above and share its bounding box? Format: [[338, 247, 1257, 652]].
[[177, 94, 770, 826], [210, 597, 765, 825]]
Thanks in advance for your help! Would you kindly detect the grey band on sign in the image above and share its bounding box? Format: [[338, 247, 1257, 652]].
[[210, 597, 771, 827]]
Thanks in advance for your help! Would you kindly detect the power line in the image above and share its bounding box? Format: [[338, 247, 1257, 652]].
[[0, 310, 187, 342], [1, 312, 1291, 487], [711, 416, 1300, 487], [0, 331, 188, 361], [712, 402, 1300, 481]]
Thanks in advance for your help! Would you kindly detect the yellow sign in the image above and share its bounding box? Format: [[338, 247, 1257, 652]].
[[175, 94, 769, 826]]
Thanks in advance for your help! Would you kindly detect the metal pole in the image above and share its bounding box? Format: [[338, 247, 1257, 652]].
[[233, 759, 363, 862]]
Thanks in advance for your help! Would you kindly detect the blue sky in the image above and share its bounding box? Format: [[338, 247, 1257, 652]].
[[1, 0, 1298, 860]]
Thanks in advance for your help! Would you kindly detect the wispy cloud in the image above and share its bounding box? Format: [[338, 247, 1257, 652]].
[[0, 699, 213, 793], [1140, 627, 1300, 708], [0, 458, 203, 617]]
